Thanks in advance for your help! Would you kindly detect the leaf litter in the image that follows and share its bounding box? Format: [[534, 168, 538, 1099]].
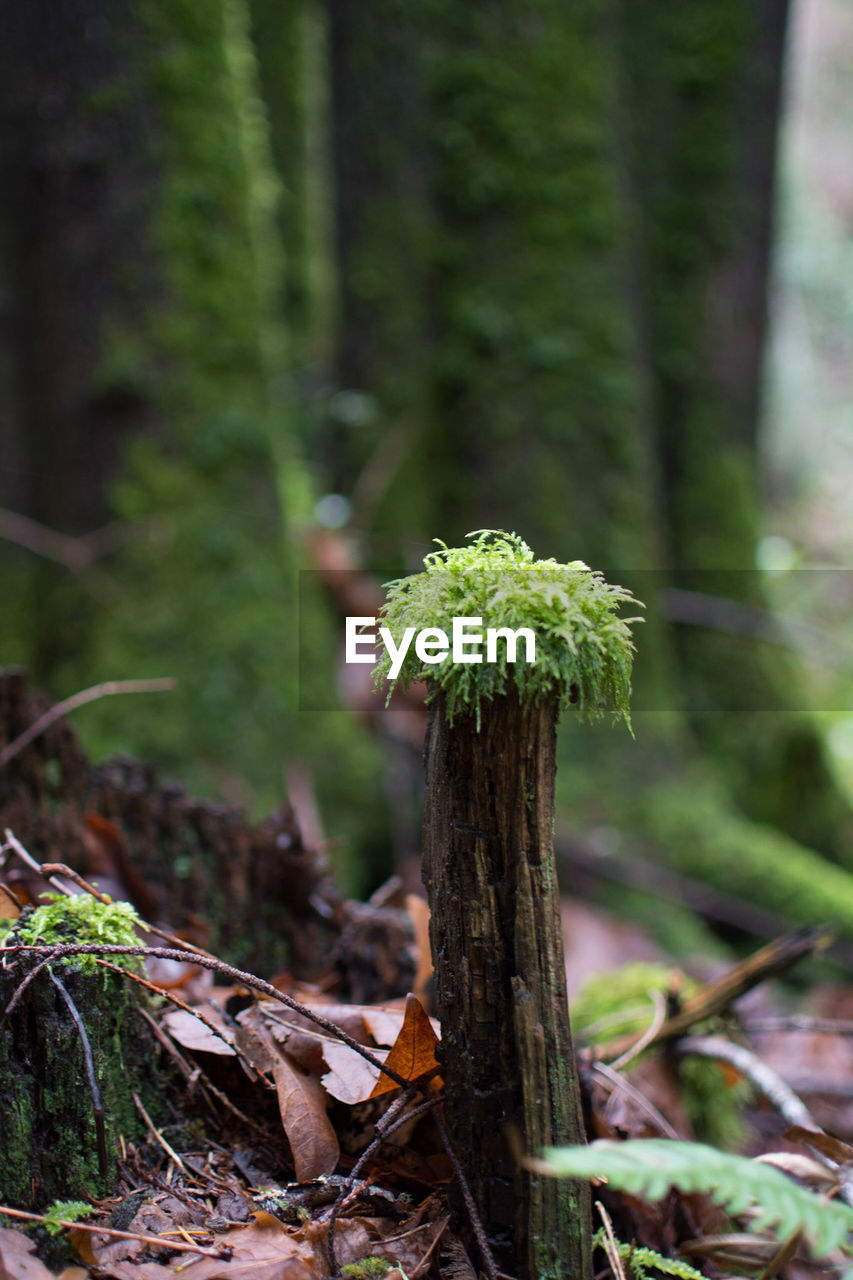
[[5, 823, 853, 1280]]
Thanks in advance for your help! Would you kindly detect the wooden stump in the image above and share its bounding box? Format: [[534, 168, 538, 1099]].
[[422, 691, 591, 1280], [0, 949, 154, 1209]]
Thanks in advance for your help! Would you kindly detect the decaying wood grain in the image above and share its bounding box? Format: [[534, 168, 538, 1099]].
[[422, 690, 590, 1280]]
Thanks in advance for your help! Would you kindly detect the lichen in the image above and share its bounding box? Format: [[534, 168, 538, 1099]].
[[373, 529, 642, 727]]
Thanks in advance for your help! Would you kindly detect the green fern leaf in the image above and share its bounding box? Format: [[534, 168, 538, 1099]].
[[542, 1140, 853, 1259], [591, 1227, 706, 1280]]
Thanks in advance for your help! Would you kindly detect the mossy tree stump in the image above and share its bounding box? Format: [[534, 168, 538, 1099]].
[[0, 897, 160, 1209], [374, 531, 640, 1280]]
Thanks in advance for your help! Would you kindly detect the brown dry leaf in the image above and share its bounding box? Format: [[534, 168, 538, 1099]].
[[0, 883, 21, 920], [271, 1051, 339, 1179], [300, 1215, 446, 1277], [0, 1227, 57, 1280], [364, 1005, 441, 1049], [405, 894, 433, 1001], [237, 1009, 338, 1178], [162, 1007, 237, 1056], [75, 1205, 174, 1268], [370, 994, 440, 1099], [361, 1007, 406, 1046], [87, 1213, 316, 1280]]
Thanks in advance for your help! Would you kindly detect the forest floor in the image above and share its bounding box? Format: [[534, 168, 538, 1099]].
[[2, 677, 853, 1279]]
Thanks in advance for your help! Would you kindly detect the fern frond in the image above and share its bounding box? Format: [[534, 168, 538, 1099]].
[[591, 1227, 706, 1280], [541, 1140, 853, 1260]]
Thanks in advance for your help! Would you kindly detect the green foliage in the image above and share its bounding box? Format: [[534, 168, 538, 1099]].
[[341, 1260, 396, 1279], [571, 963, 748, 1148], [590, 1228, 705, 1280], [572, 963, 685, 1040], [6, 895, 142, 973], [374, 530, 641, 727], [644, 775, 853, 935], [42, 1201, 96, 1236], [541, 1139, 853, 1261]]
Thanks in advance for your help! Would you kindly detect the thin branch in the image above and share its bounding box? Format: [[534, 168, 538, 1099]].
[[135, 1002, 274, 1141], [677, 1034, 818, 1130], [48, 967, 108, 1177], [0, 1204, 226, 1258], [745, 1015, 853, 1036], [595, 1201, 628, 1280], [433, 1107, 501, 1280], [4, 942, 413, 1091], [2, 830, 79, 896], [325, 1078, 441, 1276], [132, 1090, 188, 1174], [607, 989, 667, 1072], [101, 959, 263, 1080], [592, 927, 832, 1063], [0, 507, 111, 571], [0, 679, 175, 769], [592, 1061, 681, 1140]]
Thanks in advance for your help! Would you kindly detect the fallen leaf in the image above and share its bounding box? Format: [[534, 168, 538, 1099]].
[[236, 1011, 339, 1178], [321, 1039, 386, 1104], [89, 1214, 315, 1280], [370, 995, 440, 1099], [272, 1051, 340, 1180], [162, 1007, 237, 1055], [0, 1227, 57, 1280], [0, 883, 21, 920], [405, 893, 433, 1001]]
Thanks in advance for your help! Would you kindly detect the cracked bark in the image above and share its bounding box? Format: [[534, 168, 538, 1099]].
[[422, 690, 591, 1280]]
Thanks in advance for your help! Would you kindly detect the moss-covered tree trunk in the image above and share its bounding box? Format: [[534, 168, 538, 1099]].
[[609, 0, 852, 861], [0, 954, 154, 1210], [0, 0, 303, 810], [422, 692, 590, 1280]]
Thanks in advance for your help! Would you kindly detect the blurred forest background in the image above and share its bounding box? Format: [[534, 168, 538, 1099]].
[[3, 0, 853, 946]]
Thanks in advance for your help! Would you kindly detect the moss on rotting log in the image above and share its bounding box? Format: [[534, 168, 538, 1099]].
[[376, 531, 641, 1280], [0, 896, 159, 1210]]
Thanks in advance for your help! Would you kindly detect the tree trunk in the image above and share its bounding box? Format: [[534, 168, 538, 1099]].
[[422, 692, 590, 1280]]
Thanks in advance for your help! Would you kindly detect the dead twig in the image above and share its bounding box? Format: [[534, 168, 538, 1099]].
[[48, 967, 108, 1178], [132, 1090, 188, 1175], [433, 1107, 501, 1280], [325, 1075, 441, 1276], [0, 678, 175, 769], [592, 1060, 681, 1140], [592, 927, 833, 1063], [4, 941, 413, 1091], [1, 830, 79, 896], [595, 1200, 628, 1280], [607, 989, 668, 1072], [676, 1034, 818, 1131], [0, 1203, 227, 1258]]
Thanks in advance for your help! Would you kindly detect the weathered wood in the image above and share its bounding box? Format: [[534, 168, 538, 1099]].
[[0, 951, 154, 1209], [422, 691, 591, 1280], [0, 669, 414, 999]]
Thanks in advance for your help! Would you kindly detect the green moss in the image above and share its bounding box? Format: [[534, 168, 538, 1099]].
[[374, 530, 641, 727], [644, 776, 853, 935], [341, 1260, 394, 1279], [572, 962, 748, 1148], [41, 1201, 97, 1236], [7, 895, 142, 974]]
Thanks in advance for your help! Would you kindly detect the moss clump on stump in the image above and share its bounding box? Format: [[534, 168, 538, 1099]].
[[376, 531, 640, 1280], [0, 896, 156, 1209]]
